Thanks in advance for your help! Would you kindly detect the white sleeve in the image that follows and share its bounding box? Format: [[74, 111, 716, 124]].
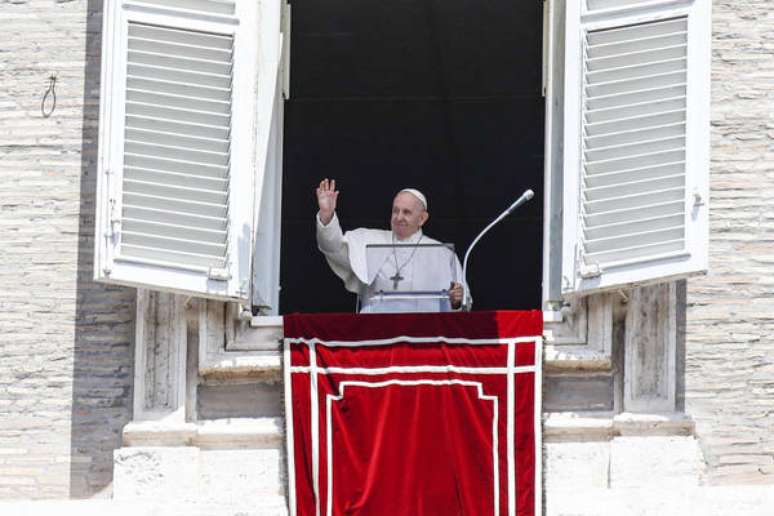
[[315, 212, 355, 280], [454, 253, 469, 310]]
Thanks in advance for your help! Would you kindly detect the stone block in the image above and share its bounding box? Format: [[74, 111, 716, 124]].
[[199, 449, 284, 502], [113, 445, 284, 504], [544, 441, 611, 490], [609, 436, 705, 489], [113, 447, 199, 501]]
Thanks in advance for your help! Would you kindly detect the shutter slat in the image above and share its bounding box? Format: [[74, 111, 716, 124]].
[[584, 200, 684, 227], [125, 127, 229, 154], [127, 76, 230, 102], [120, 244, 224, 269], [126, 102, 229, 127], [124, 192, 227, 218], [586, 57, 686, 84], [586, 84, 685, 111], [128, 50, 232, 76], [585, 162, 685, 188], [585, 226, 684, 254], [128, 63, 230, 89], [584, 174, 684, 201], [583, 239, 684, 266], [585, 136, 684, 162], [586, 44, 686, 72], [588, 0, 656, 11], [584, 187, 684, 214], [124, 141, 228, 166], [125, 167, 227, 191], [585, 148, 685, 175], [587, 70, 685, 98], [125, 154, 227, 179], [131, 0, 236, 16], [585, 109, 685, 136], [585, 97, 685, 124], [126, 115, 229, 140], [587, 31, 687, 58], [124, 178, 228, 205], [128, 23, 233, 49], [128, 37, 232, 63], [585, 213, 685, 241], [123, 218, 227, 244], [586, 122, 685, 149], [126, 89, 229, 115], [123, 205, 226, 232], [586, 18, 687, 46], [122, 231, 226, 257]]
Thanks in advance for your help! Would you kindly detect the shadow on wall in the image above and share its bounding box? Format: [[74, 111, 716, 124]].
[[70, 0, 136, 497]]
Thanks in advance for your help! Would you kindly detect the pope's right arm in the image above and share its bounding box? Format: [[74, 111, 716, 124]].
[[316, 212, 350, 270], [315, 178, 350, 271]]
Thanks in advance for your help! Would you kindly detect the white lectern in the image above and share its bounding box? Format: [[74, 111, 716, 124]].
[[357, 242, 459, 313]]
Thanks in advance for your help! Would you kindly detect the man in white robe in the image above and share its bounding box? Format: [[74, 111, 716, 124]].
[[315, 179, 464, 313]]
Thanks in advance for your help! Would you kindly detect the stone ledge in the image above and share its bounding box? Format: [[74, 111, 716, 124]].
[[199, 353, 282, 381], [543, 346, 612, 371], [544, 411, 696, 442], [613, 411, 695, 436], [0, 500, 288, 516], [200, 348, 613, 379], [123, 418, 283, 449], [546, 486, 774, 516]]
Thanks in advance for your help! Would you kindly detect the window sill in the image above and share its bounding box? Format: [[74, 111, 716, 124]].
[[248, 311, 563, 328]]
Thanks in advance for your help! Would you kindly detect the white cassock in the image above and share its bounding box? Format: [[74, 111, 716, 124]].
[[316, 213, 464, 313]]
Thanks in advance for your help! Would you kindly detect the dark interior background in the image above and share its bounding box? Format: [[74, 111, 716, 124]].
[[280, 0, 544, 313]]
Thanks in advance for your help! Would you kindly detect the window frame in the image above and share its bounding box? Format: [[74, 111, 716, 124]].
[[94, 0, 282, 303], [557, 0, 711, 297], [96, 0, 709, 318]]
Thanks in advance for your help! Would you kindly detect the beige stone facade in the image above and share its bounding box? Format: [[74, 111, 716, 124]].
[[686, 0, 774, 486], [0, 0, 135, 499], [0, 0, 773, 513]]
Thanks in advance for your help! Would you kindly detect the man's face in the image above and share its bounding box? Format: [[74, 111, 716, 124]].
[[390, 192, 429, 240]]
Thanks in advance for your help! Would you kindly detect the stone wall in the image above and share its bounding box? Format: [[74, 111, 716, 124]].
[[0, 0, 135, 499], [1, 0, 773, 502], [685, 0, 774, 485]]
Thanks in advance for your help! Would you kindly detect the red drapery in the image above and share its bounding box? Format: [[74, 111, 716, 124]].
[[284, 311, 542, 516]]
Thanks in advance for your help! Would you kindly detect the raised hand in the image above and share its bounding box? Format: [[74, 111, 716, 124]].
[[316, 178, 339, 225]]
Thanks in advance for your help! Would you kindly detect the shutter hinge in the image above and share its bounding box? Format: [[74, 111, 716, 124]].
[[208, 267, 232, 281], [237, 279, 249, 297], [693, 192, 705, 207], [577, 245, 602, 278], [579, 262, 602, 279], [105, 197, 120, 238]]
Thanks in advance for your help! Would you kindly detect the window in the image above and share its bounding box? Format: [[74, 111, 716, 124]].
[[94, 0, 709, 312], [94, 0, 286, 303], [558, 0, 710, 296]]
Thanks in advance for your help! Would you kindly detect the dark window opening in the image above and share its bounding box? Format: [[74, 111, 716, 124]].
[[280, 0, 544, 313]]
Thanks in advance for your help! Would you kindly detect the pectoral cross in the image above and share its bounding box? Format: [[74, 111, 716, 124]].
[[389, 272, 404, 290]]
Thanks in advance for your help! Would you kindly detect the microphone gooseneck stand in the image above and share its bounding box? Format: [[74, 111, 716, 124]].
[[461, 189, 535, 311]]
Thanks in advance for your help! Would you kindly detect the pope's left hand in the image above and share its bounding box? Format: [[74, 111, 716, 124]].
[[449, 282, 463, 309]]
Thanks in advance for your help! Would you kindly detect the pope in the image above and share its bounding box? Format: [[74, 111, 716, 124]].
[[315, 178, 464, 312]]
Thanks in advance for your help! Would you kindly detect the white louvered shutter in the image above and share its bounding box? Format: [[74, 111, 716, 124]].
[[561, 0, 710, 296], [94, 0, 283, 302]]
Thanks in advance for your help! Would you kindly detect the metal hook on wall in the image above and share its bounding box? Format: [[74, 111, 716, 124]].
[[41, 74, 57, 118]]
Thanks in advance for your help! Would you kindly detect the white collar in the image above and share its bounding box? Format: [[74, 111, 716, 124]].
[[393, 228, 423, 243]]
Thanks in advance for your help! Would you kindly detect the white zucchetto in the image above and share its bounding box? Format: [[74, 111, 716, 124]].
[[398, 188, 428, 211]]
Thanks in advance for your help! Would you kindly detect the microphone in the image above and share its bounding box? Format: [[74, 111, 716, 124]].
[[504, 189, 535, 216], [461, 189, 534, 311]]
